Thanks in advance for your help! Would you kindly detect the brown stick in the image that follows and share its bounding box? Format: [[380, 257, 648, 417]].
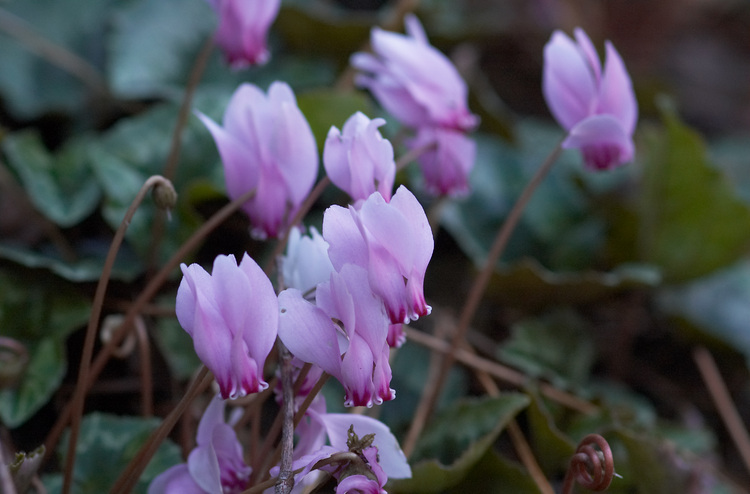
[[694, 346, 750, 476]]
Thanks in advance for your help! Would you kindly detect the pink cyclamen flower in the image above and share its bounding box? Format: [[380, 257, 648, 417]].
[[278, 264, 395, 407], [148, 395, 251, 494], [351, 14, 478, 131], [323, 186, 433, 324], [198, 81, 318, 238], [207, 0, 281, 69], [407, 126, 476, 196], [176, 254, 278, 399], [324, 112, 396, 203], [543, 28, 638, 170]]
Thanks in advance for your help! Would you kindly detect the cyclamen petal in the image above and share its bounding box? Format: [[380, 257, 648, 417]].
[[351, 14, 478, 131], [149, 396, 251, 494], [408, 126, 477, 197], [543, 28, 638, 170], [208, 0, 281, 69], [198, 81, 318, 238], [325, 186, 433, 324], [176, 254, 277, 399], [324, 112, 396, 203]]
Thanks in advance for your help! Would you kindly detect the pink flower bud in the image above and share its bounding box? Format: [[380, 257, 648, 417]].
[[543, 28, 638, 170], [176, 254, 278, 400], [197, 82, 318, 238], [207, 0, 281, 69], [324, 112, 396, 203]]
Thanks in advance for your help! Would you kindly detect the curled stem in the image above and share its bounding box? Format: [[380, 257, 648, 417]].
[[62, 175, 174, 494], [561, 434, 615, 494]]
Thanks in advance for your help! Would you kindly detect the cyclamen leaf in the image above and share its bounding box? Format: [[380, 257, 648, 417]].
[[639, 102, 750, 282], [43, 413, 182, 494], [2, 130, 101, 227], [389, 394, 529, 493]]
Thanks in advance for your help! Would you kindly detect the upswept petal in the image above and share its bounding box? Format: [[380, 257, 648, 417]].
[[187, 439, 223, 494], [358, 191, 416, 272], [237, 253, 278, 362], [389, 186, 434, 273], [278, 289, 344, 379], [281, 226, 334, 293], [543, 31, 597, 130], [270, 82, 318, 206], [323, 205, 369, 269], [599, 41, 638, 134], [316, 413, 411, 479], [340, 333, 377, 407], [573, 28, 601, 82], [197, 112, 258, 202]]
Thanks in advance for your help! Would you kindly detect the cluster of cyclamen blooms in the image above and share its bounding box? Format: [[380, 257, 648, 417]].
[[151, 2, 638, 490]]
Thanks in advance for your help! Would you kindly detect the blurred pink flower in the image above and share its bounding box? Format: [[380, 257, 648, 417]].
[[148, 396, 251, 494], [198, 81, 318, 238], [543, 28, 638, 170], [351, 15, 477, 131], [207, 0, 281, 68], [324, 112, 396, 203], [407, 126, 476, 196], [176, 254, 278, 400], [323, 186, 433, 324]]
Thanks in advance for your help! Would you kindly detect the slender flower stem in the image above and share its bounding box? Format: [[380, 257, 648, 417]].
[[110, 367, 213, 494], [694, 346, 750, 475], [275, 343, 296, 494], [403, 143, 563, 457], [62, 175, 174, 494], [148, 37, 215, 271], [255, 372, 330, 485], [43, 187, 257, 465]]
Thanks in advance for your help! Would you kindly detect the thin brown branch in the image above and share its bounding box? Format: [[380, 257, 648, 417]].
[[404, 143, 563, 451], [62, 175, 173, 494], [694, 346, 750, 476]]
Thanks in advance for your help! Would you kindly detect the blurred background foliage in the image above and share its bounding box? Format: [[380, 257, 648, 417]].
[[0, 0, 749, 492]]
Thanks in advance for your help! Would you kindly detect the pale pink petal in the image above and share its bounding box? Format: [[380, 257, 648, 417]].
[[323, 205, 369, 270], [599, 41, 638, 134], [317, 414, 411, 479], [336, 474, 382, 494], [278, 289, 344, 380], [148, 464, 204, 494], [543, 30, 597, 130]]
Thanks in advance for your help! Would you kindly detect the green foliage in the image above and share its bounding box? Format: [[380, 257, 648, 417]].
[[0, 269, 89, 427], [638, 102, 750, 282], [2, 131, 101, 227], [658, 260, 750, 366], [498, 310, 595, 390], [389, 394, 530, 493], [43, 413, 182, 494]]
